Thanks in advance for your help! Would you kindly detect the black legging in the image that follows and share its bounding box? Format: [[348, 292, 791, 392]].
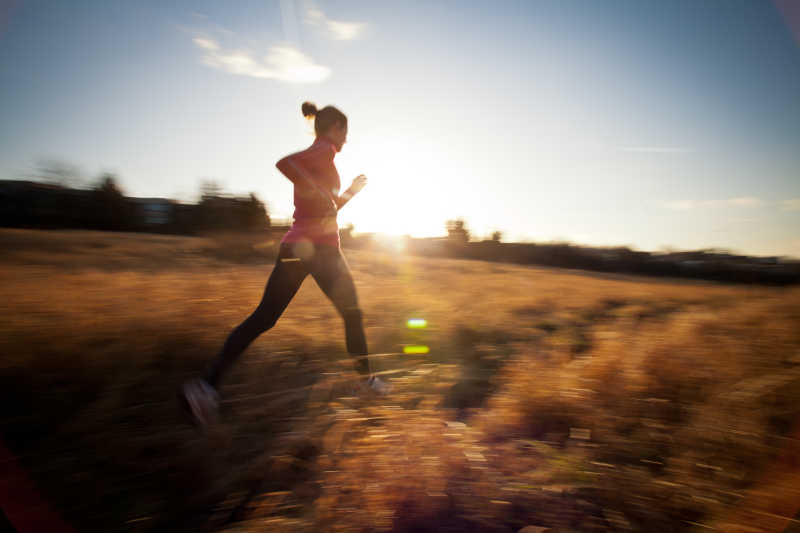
[[205, 243, 370, 388]]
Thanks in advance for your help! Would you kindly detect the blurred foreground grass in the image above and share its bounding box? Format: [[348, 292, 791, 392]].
[[1, 229, 798, 532]]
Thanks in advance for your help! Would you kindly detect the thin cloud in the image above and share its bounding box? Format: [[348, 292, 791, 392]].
[[306, 6, 366, 40], [192, 36, 330, 83], [782, 198, 800, 211], [193, 36, 219, 51], [327, 19, 365, 40], [663, 197, 764, 210], [727, 196, 763, 207]]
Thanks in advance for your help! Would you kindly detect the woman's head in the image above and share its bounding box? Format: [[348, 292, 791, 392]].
[[302, 101, 347, 151]]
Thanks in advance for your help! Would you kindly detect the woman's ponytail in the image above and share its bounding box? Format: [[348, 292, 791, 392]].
[[301, 101, 318, 118]]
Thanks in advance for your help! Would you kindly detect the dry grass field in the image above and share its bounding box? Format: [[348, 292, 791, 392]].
[[1, 228, 799, 532]]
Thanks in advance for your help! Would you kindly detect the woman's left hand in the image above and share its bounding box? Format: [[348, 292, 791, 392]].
[[349, 174, 367, 194]]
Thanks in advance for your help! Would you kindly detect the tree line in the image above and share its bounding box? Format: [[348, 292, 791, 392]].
[[346, 218, 800, 286], [0, 175, 269, 234], [1, 170, 797, 285]]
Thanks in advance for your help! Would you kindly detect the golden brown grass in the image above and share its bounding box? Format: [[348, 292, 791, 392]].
[[0, 229, 798, 532]]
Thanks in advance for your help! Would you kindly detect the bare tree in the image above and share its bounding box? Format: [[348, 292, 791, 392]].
[[91, 172, 131, 230], [446, 219, 470, 244], [94, 173, 125, 197], [32, 158, 84, 188], [200, 179, 223, 200]]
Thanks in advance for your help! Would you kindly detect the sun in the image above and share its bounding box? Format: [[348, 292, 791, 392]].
[[335, 135, 453, 237]]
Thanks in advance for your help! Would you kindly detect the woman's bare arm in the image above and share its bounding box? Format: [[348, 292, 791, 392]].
[[335, 174, 367, 210], [275, 153, 338, 212]]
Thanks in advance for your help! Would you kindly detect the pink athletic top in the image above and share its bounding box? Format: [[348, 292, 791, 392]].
[[278, 137, 341, 247]]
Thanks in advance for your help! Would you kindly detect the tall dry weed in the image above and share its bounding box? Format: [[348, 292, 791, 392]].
[[0, 230, 798, 531]]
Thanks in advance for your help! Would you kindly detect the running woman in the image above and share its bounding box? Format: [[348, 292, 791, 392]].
[[183, 102, 389, 427]]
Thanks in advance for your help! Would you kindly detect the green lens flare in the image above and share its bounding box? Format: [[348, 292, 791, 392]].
[[406, 318, 427, 329], [403, 345, 430, 354]]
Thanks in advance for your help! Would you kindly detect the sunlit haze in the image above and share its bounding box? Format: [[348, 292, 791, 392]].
[[1, 1, 799, 255]]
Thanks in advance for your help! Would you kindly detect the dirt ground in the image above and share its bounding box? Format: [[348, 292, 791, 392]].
[[1, 229, 798, 532]]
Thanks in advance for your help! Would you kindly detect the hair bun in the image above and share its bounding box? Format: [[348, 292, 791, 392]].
[[301, 101, 318, 118]]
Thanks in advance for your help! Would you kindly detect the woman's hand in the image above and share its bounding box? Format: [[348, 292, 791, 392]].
[[349, 174, 367, 195], [336, 175, 367, 210]]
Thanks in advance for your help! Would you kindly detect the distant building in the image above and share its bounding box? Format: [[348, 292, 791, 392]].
[[0, 180, 93, 228], [128, 198, 174, 226]]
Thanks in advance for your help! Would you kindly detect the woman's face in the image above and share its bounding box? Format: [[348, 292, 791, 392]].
[[325, 121, 348, 152]]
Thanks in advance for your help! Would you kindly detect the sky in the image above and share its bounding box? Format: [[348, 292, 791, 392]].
[[1, 0, 799, 257]]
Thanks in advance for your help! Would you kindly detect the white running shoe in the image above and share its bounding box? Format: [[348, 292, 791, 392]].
[[366, 375, 392, 396], [181, 378, 220, 428]]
